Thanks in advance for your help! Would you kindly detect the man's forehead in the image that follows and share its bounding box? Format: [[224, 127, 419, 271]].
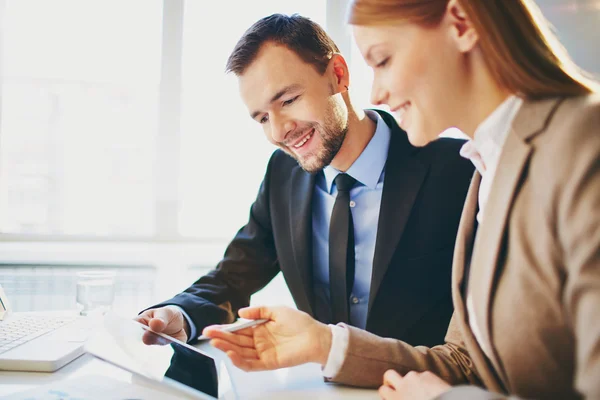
[[252, 42, 306, 69], [241, 44, 310, 86], [238, 44, 312, 107]]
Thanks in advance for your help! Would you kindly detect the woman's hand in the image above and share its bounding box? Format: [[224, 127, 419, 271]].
[[202, 306, 332, 371], [379, 370, 451, 400]]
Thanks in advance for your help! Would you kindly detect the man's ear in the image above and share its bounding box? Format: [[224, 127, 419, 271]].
[[445, 0, 479, 53], [329, 53, 350, 93]]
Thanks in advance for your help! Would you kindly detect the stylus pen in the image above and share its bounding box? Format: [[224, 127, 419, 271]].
[[197, 318, 269, 341]]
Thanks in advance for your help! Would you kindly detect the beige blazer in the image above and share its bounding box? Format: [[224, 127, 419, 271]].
[[330, 94, 600, 399]]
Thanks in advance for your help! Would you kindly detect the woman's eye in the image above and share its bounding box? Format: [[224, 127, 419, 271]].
[[260, 115, 269, 124], [376, 58, 390, 68]]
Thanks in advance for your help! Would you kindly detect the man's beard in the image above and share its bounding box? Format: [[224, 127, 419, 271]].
[[284, 122, 348, 174]]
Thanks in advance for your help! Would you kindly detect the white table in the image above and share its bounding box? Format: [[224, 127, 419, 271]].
[[0, 343, 378, 399]]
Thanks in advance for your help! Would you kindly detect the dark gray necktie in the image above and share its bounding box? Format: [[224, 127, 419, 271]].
[[329, 173, 357, 325]]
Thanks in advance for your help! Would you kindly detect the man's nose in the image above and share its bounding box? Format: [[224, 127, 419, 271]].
[[270, 114, 295, 144]]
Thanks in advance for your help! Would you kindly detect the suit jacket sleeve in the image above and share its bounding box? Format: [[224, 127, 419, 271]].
[[557, 102, 600, 399], [330, 312, 483, 388], [150, 151, 282, 337]]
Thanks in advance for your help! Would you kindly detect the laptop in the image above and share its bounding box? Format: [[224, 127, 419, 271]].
[[85, 313, 238, 399], [0, 284, 93, 372]]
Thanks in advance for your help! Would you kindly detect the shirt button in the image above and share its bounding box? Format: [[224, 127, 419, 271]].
[[351, 296, 360, 304], [349, 200, 356, 208]]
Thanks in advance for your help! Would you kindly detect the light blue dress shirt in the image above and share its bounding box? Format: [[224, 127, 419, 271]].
[[312, 110, 391, 329]]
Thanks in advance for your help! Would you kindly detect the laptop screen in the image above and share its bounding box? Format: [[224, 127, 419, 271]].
[[86, 314, 231, 399]]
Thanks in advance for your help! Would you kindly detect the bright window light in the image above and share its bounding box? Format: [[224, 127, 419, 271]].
[[0, 0, 162, 236]]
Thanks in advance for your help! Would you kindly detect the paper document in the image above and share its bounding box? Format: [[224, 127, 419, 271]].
[[1, 374, 186, 400]]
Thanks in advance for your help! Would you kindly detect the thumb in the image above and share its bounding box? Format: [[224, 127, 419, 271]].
[[149, 307, 177, 332], [239, 306, 272, 321]]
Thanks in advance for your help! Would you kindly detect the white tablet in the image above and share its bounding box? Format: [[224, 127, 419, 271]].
[[85, 313, 237, 399]]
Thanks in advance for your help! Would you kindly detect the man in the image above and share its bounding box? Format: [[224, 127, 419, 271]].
[[136, 14, 473, 348]]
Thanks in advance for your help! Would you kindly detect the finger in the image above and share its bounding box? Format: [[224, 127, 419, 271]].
[[378, 385, 396, 400], [238, 306, 272, 320], [226, 351, 267, 372], [233, 327, 255, 337], [210, 339, 259, 360], [421, 370, 438, 381], [142, 330, 162, 346], [148, 307, 177, 332], [148, 318, 166, 332], [202, 324, 253, 337], [202, 328, 255, 348], [203, 327, 254, 346], [134, 316, 150, 326], [134, 310, 153, 326], [383, 370, 403, 389]]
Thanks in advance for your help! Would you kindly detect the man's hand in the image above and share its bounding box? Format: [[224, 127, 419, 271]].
[[134, 306, 189, 343], [202, 306, 331, 371], [379, 370, 451, 400]]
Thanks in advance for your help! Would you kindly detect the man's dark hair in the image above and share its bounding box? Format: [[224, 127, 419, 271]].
[[225, 14, 340, 76]]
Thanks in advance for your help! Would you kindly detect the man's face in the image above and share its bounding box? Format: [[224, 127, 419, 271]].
[[238, 43, 349, 173]]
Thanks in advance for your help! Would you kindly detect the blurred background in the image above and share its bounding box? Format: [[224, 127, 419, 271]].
[[0, 0, 598, 314]]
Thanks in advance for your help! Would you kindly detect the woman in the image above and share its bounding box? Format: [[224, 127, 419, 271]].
[[204, 1, 600, 399]]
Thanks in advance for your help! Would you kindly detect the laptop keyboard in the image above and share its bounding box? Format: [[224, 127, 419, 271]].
[[0, 315, 77, 355]]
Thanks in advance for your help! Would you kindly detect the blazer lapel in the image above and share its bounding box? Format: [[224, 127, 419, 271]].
[[450, 173, 512, 393], [467, 97, 563, 385], [451, 173, 508, 393], [289, 166, 316, 315], [368, 116, 428, 314], [452, 172, 480, 301]]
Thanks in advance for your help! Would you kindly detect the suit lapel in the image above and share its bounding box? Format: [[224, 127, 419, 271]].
[[368, 114, 428, 314], [452, 172, 480, 300], [290, 166, 316, 315], [451, 173, 508, 393], [467, 97, 563, 385], [468, 127, 531, 384]]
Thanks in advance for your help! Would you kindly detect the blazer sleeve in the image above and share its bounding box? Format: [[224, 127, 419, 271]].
[[557, 103, 600, 399], [150, 152, 282, 338], [330, 312, 483, 388]]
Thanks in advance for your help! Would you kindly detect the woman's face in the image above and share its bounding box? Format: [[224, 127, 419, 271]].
[[353, 16, 474, 146]]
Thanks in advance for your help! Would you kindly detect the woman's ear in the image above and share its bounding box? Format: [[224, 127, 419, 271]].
[[445, 0, 479, 53]]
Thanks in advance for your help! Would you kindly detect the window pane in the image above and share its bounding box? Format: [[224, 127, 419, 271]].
[[537, 0, 600, 76], [179, 1, 326, 239], [0, 0, 162, 236]]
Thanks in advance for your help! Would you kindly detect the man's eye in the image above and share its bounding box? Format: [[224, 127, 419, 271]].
[[260, 115, 269, 124], [283, 96, 299, 106], [375, 57, 390, 68]]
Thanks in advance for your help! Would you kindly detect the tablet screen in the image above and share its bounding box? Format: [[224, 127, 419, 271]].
[[85, 314, 229, 399]]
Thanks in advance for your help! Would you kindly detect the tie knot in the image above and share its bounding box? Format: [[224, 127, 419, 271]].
[[334, 173, 356, 193]]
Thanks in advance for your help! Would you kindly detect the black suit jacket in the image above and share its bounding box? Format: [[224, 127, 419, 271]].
[[155, 110, 474, 346]]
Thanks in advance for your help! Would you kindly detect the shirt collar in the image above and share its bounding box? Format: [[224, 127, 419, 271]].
[[323, 110, 391, 193]]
